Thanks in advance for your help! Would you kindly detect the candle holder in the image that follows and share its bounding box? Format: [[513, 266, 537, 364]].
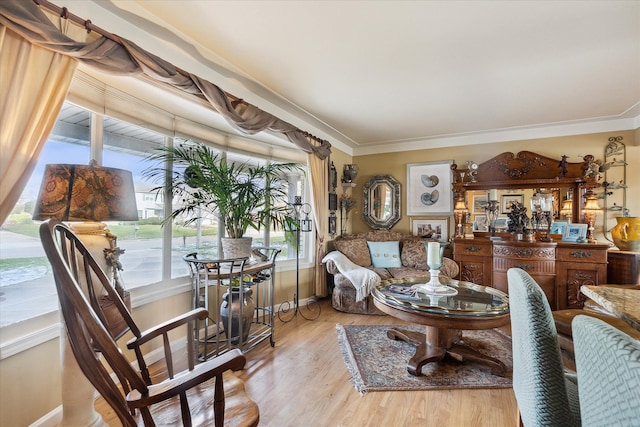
[[485, 200, 500, 240], [538, 192, 554, 242], [413, 242, 457, 296]]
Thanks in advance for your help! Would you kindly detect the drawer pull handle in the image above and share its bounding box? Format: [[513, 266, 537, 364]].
[[570, 251, 592, 259], [515, 249, 533, 256], [465, 246, 481, 252], [514, 264, 533, 271]]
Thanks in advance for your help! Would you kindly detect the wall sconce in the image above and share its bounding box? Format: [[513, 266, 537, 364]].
[[582, 190, 602, 243], [453, 198, 469, 238]]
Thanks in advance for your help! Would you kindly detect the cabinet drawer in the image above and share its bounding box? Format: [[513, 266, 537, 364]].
[[493, 257, 556, 275], [455, 242, 492, 257], [493, 245, 555, 260], [557, 247, 607, 263]]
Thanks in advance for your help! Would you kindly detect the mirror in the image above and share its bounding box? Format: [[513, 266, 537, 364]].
[[363, 174, 401, 230]]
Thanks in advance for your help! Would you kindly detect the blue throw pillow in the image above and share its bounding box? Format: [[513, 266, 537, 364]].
[[367, 241, 402, 268]]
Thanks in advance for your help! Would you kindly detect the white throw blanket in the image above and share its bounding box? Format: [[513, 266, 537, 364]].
[[322, 251, 380, 302]]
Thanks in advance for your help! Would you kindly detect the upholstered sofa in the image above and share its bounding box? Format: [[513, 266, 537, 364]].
[[323, 230, 459, 315]]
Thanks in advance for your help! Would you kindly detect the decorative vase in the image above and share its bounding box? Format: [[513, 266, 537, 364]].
[[221, 237, 253, 259], [611, 217, 640, 252], [220, 288, 255, 345], [342, 164, 358, 183]]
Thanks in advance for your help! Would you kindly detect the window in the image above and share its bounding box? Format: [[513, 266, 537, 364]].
[[0, 100, 309, 328], [0, 136, 90, 327]]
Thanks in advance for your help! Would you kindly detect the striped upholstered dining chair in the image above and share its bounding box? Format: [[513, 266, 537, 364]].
[[572, 315, 640, 426], [507, 268, 581, 427]]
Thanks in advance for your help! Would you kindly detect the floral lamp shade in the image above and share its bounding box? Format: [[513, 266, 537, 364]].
[[32, 162, 138, 222]]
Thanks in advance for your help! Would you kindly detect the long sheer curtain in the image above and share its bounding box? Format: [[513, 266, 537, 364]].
[[308, 152, 329, 298], [0, 22, 77, 224]]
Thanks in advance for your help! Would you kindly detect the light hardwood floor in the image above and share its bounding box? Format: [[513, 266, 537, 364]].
[[96, 298, 519, 426]]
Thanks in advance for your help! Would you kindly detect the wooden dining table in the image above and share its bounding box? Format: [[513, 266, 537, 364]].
[[580, 285, 640, 332]]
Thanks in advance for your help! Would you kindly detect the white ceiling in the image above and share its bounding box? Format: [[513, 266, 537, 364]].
[[100, 1, 639, 154]]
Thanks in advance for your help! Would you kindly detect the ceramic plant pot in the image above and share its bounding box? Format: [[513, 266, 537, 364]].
[[221, 237, 253, 259]]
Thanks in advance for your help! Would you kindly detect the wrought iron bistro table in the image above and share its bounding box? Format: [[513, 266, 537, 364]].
[[372, 276, 510, 377]]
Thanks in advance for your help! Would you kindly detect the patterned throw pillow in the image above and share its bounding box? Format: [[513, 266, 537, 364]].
[[400, 239, 428, 268], [333, 238, 372, 267], [367, 241, 402, 268]]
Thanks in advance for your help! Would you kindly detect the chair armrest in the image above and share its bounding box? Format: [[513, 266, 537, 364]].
[[126, 348, 246, 408], [126, 308, 208, 349]]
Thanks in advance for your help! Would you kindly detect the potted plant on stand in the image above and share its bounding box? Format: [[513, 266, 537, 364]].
[[145, 142, 302, 259], [147, 142, 302, 345]]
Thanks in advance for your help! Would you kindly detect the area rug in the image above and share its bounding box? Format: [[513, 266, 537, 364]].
[[336, 323, 513, 395]]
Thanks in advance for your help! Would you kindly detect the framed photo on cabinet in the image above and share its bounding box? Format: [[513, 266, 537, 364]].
[[562, 223, 587, 243]]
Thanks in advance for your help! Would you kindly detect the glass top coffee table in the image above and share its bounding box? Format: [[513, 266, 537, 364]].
[[372, 276, 510, 377]]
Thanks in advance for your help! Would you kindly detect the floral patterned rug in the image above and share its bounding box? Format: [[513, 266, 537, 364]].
[[336, 324, 513, 395]]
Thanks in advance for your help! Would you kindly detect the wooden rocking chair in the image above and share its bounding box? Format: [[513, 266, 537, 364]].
[[40, 219, 259, 427]]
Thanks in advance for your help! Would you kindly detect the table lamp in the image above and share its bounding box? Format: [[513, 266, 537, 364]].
[[560, 199, 573, 221], [32, 160, 137, 427], [453, 198, 469, 238], [582, 190, 602, 243], [33, 160, 138, 288]]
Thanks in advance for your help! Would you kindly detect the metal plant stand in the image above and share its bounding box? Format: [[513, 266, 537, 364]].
[[278, 196, 321, 322]]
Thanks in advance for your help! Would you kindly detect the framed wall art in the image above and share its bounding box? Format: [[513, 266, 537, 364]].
[[501, 194, 524, 214], [406, 160, 453, 215], [472, 194, 488, 214], [562, 223, 588, 243], [410, 216, 449, 242]]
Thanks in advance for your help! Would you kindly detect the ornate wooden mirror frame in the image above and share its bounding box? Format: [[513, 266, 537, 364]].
[[451, 151, 599, 223]]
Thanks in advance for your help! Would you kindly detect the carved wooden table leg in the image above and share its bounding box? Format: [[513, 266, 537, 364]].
[[387, 326, 507, 377], [447, 344, 507, 376]]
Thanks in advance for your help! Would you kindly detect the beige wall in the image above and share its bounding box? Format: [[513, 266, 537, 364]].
[[2, 131, 637, 426], [348, 131, 639, 241]]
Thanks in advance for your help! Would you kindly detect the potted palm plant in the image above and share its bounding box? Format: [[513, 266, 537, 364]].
[[145, 142, 302, 258]]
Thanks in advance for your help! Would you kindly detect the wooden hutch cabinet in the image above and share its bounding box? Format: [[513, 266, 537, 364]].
[[451, 151, 608, 310], [454, 239, 608, 309]]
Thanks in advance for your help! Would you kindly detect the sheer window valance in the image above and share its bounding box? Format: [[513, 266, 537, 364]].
[[0, 0, 331, 160]]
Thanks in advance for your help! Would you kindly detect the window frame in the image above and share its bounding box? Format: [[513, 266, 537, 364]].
[[0, 74, 314, 355]]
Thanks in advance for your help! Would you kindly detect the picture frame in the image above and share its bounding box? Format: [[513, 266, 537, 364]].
[[494, 217, 509, 231], [472, 194, 488, 214], [562, 223, 588, 243], [501, 194, 524, 214], [550, 220, 568, 236], [473, 215, 488, 231], [410, 216, 450, 242], [406, 160, 453, 215]]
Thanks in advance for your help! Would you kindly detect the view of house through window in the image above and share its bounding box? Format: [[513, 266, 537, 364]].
[[0, 102, 308, 328]]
